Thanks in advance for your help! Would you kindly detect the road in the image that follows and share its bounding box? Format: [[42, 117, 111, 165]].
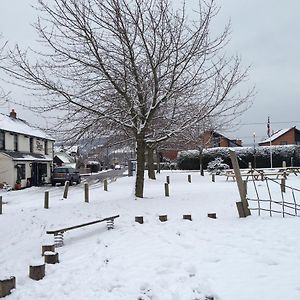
[[81, 168, 127, 184]]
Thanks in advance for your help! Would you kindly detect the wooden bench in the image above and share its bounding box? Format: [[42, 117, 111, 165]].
[[47, 215, 120, 247], [225, 170, 260, 181]]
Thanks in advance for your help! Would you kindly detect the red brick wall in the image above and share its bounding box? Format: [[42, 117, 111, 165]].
[[260, 129, 296, 146]]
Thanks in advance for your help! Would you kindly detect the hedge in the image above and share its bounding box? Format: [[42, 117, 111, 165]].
[[177, 145, 300, 170]]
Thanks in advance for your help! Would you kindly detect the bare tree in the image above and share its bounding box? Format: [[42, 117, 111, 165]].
[[3, 0, 253, 198]]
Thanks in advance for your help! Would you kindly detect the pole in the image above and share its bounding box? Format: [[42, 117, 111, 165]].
[[270, 139, 273, 168]]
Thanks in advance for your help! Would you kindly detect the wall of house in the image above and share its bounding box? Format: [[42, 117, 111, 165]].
[[260, 130, 296, 146], [3, 132, 54, 157], [0, 154, 14, 186]]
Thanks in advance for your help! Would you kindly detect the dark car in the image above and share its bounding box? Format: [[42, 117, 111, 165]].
[[51, 167, 81, 186]]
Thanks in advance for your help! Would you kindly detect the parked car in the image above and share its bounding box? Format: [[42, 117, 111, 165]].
[[114, 164, 121, 170], [51, 167, 81, 186]]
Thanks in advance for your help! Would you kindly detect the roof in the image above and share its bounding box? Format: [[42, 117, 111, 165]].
[[0, 113, 54, 141], [259, 127, 294, 144], [54, 152, 75, 164], [0, 151, 53, 162]]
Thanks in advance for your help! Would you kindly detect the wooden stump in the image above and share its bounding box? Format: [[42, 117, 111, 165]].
[[29, 264, 45, 281], [212, 174, 215, 182], [104, 179, 108, 191], [183, 214, 192, 221], [84, 183, 89, 203], [207, 213, 217, 219], [159, 215, 168, 222], [166, 175, 170, 184], [188, 174, 192, 183], [63, 181, 69, 199], [0, 276, 16, 298], [164, 183, 169, 197], [135, 216, 144, 224], [44, 251, 59, 264], [0, 196, 2, 215], [44, 191, 49, 209], [42, 244, 55, 256]]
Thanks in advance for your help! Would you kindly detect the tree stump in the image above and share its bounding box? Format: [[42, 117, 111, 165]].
[[0, 276, 16, 298], [183, 214, 192, 221], [44, 251, 59, 264], [159, 215, 168, 222], [29, 264, 45, 281], [135, 216, 144, 224], [207, 213, 217, 219], [42, 244, 55, 256], [188, 174, 191, 183]]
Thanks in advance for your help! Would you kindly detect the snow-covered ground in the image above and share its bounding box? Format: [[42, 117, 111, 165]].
[[1, 171, 300, 300]]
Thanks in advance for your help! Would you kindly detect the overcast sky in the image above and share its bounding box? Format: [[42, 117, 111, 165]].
[[0, 0, 299, 145]]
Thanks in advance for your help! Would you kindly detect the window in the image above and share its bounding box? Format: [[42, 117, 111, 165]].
[[13, 134, 18, 151], [44, 140, 48, 155], [16, 164, 25, 180], [30, 138, 34, 153], [0, 131, 5, 150]]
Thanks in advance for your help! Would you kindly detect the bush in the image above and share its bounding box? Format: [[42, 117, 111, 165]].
[[207, 158, 229, 174]]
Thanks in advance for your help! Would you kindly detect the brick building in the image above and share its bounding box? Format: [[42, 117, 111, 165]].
[[259, 127, 300, 146]]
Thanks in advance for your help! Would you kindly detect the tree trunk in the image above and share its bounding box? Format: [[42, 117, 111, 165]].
[[135, 135, 146, 198], [147, 146, 156, 180]]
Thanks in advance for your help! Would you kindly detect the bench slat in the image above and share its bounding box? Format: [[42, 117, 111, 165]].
[[46, 215, 120, 235]]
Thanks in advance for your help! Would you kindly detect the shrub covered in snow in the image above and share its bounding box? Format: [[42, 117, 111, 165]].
[[207, 158, 229, 174]]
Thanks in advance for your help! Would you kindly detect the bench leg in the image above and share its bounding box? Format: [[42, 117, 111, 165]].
[[106, 219, 114, 230], [54, 232, 64, 248]]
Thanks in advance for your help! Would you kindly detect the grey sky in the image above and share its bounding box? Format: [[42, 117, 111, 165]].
[[0, 0, 299, 145]]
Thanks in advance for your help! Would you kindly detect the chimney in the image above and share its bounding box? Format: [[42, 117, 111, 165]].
[[9, 109, 17, 119]]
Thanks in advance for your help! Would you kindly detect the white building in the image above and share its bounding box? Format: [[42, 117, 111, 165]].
[[0, 109, 55, 188]]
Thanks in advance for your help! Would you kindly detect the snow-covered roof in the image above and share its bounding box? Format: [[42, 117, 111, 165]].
[[0, 151, 53, 162], [0, 112, 54, 140], [259, 127, 293, 144], [54, 152, 75, 164]]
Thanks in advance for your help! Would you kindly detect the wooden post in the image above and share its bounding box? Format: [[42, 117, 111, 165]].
[[0, 276, 16, 298], [236, 202, 246, 218], [63, 181, 69, 199], [282, 160, 286, 168], [41, 245, 55, 256], [135, 216, 144, 224], [29, 264, 45, 281], [166, 175, 170, 184], [183, 214, 192, 221], [44, 191, 49, 209], [44, 251, 59, 264], [207, 213, 217, 219], [281, 178, 286, 193], [188, 174, 191, 183], [104, 179, 108, 191], [212, 174, 215, 182], [0, 196, 2, 215], [248, 162, 252, 169], [84, 183, 89, 203], [159, 215, 168, 222], [243, 180, 247, 196], [229, 150, 251, 217], [164, 183, 169, 197]]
